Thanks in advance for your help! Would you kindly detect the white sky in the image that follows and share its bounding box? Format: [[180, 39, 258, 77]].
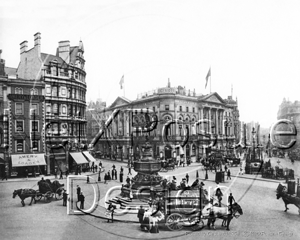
[[1, 0, 300, 128]]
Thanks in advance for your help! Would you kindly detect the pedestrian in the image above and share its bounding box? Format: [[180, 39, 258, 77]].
[[112, 164, 116, 169], [126, 176, 131, 186], [104, 173, 108, 184], [54, 167, 57, 179], [99, 161, 102, 168], [228, 193, 235, 212], [25, 168, 28, 179], [137, 205, 145, 228], [77, 185, 81, 201], [227, 169, 231, 180], [128, 165, 132, 175], [79, 192, 85, 209], [215, 188, 223, 207], [63, 190, 68, 206], [65, 168, 69, 178], [185, 173, 189, 184], [120, 169, 123, 183], [115, 169, 118, 181], [107, 170, 111, 180], [87, 175, 89, 184], [95, 165, 98, 172], [98, 170, 101, 182], [225, 164, 228, 172], [60, 171, 63, 179], [106, 203, 115, 223], [78, 166, 81, 175], [2, 171, 7, 181]]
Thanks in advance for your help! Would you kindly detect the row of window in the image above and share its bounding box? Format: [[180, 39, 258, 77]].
[[164, 105, 195, 113], [15, 88, 39, 95], [45, 65, 85, 82], [45, 85, 85, 101], [15, 120, 39, 132], [15, 103, 39, 115], [46, 103, 85, 118], [15, 139, 39, 153]]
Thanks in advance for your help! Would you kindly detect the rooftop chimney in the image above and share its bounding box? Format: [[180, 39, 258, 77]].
[[34, 32, 41, 56], [20, 40, 28, 55], [58, 40, 70, 63]]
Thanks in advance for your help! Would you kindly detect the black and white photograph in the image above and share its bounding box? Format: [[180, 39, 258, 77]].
[[0, 1, 300, 239]]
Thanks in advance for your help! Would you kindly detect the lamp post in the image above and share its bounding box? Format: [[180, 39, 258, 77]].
[[251, 127, 256, 161]]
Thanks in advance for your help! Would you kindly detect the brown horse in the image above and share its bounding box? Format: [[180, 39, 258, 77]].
[[13, 189, 37, 207]]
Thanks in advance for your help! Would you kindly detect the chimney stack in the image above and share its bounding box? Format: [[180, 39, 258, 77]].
[[58, 40, 70, 63], [20, 40, 28, 55], [34, 32, 41, 56]]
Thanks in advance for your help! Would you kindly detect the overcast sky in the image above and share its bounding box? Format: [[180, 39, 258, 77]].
[[1, 0, 300, 128]]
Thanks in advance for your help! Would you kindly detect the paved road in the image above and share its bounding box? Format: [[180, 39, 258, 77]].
[[1, 158, 299, 240]]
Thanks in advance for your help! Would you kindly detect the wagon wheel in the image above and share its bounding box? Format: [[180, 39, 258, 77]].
[[44, 191, 54, 203], [55, 187, 64, 200], [190, 216, 205, 231], [165, 213, 184, 231], [34, 191, 42, 201]]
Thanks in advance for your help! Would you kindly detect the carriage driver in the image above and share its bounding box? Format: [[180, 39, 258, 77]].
[[228, 193, 235, 214]]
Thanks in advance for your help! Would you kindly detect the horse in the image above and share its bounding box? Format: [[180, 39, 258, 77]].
[[276, 185, 300, 213], [202, 202, 243, 230], [13, 189, 37, 207]]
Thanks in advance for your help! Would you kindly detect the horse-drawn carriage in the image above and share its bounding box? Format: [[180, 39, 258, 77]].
[[160, 158, 176, 172], [35, 179, 65, 202], [12, 179, 64, 206], [137, 185, 243, 232]]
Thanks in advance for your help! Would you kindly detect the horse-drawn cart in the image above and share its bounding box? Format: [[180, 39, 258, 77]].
[[35, 179, 65, 202]]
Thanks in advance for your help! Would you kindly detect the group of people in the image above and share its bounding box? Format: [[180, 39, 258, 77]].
[[76, 185, 85, 209], [103, 165, 125, 184]]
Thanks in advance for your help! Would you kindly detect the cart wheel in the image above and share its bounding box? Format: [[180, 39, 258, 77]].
[[55, 187, 64, 200], [45, 191, 54, 202], [34, 191, 42, 201], [190, 216, 204, 231], [166, 213, 184, 231]]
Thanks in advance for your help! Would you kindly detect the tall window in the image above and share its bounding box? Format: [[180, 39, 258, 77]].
[[52, 103, 58, 115], [179, 106, 182, 111], [52, 86, 57, 97], [192, 107, 195, 113], [30, 88, 38, 95], [30, 103, 39, 115], [186, 106, 189, 112], [16, 120, 24, 132], [32, 140, 39, 151], [15, 87, 23, 94], [46, 86, 51, 95], [61, 105, 67, 115], [15, 103, 23, 115], [165, 105, 169, 111], [16, 139, 24, 153], [31, 120, 39, 132], [46, 104, 51, 114]]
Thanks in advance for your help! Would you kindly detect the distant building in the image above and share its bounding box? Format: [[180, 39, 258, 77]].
[[89, 81, 240, 162], [277, 98, 300, 150]]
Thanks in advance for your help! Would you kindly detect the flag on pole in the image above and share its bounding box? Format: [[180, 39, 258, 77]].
[[119, 75, 124, 89], [205, 68, 211, 88]]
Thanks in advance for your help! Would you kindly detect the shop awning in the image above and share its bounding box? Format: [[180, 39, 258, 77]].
[[82, 151, 97, 162], [70, 152, 88, 164], [11, 154, 46, 167]]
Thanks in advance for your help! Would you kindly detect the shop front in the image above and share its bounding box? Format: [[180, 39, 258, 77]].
[[10, 153, 46, 178], [69, 152, 89, 174]]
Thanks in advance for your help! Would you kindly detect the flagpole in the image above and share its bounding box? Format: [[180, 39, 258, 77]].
[[123, 74, 125, 97], [210, 74, 211, 94]]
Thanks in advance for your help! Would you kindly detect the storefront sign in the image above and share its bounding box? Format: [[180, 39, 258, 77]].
[[11, 154, 46, 167], [7, 94, 45, 101], [157, 87, 176, 95]]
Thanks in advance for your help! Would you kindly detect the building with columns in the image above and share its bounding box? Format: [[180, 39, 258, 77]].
[[88, 82, 240, 162]]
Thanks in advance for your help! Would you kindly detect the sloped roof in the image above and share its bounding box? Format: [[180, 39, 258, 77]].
[[41, 53, 64, 65], [109, 96, 131, 108], [4, 67, 17, 76], [199, 92, 226, 104]]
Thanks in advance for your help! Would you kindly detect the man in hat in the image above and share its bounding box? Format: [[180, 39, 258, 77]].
[[180, 178, 186, 190], [79, 192, 85, 209], [63, 190, 68, 206]]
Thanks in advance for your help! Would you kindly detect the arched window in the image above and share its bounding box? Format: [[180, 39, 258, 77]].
[[30, 88, 38, 95], [15, 87, 23, 94]]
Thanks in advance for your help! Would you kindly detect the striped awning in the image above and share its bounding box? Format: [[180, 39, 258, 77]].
[[70, 152, 88, 164], [82, 151, 96, 162]]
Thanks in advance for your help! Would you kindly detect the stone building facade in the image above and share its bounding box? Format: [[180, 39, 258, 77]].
[[0, 33, 87, 177], [88, 82, 240, 163]]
